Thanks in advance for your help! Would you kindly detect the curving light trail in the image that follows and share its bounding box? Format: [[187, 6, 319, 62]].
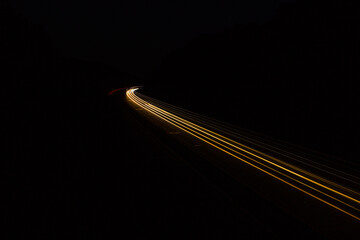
[[126, 87, 360, 221]]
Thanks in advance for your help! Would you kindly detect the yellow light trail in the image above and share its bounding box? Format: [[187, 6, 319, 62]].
[[126, 87, 360, 221], [137, 92, 360, 187]]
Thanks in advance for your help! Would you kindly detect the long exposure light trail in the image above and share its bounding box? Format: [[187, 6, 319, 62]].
[[137, 92, 360, 188], [126, 87, 360, 221]]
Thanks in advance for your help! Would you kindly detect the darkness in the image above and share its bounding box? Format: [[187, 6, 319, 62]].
[[2, 0, 359, 239]]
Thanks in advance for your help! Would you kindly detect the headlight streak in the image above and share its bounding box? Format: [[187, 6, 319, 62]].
[[137, 93, 360, 197], [137, 92, 360, 186], [129, 94, 359, 212], [126, 88, 360, 221]]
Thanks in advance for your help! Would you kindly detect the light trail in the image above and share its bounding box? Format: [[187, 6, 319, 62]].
[[126, 87, 360, 221], [137, 91, 360, 187]]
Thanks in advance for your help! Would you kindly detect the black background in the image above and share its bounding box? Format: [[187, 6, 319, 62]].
[[2, 0, 358, 239]]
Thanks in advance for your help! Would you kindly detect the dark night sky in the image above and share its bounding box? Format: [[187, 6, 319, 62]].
[[11, 0, 294, 75], [4, 0, 358, 161]]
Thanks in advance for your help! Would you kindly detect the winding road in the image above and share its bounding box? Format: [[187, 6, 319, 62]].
[[126, 87, 360, 239]]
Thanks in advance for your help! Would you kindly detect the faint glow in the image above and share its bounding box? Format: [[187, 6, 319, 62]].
[[108, 88, 126, 95]]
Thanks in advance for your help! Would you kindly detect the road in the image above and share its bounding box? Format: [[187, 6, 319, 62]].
[[125, 87, 360, 239]]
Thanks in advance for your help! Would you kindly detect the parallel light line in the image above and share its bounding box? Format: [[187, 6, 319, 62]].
[[126, 88, 360, 221], [130, 91, 360, 212], [138, 92, 360, 186], [129, 89, 360, 202]]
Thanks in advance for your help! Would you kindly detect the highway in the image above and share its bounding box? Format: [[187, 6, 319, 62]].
[[126, 87, 360, 239]]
